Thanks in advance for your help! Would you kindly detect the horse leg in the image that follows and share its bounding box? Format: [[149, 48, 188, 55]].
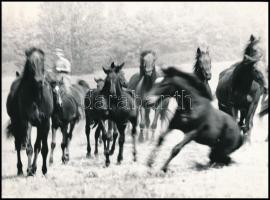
[[138, 107, 145, 142], [85, 121, 91, 158], [29, 129, 42, 176], [116, 122, 127, 164], [109, 122, 118, 155], [61, 125, 68, 164], [49, 125, 57, 164], [161, 130, 197, 172], [145, 108, 151, 141], [244, 101, 259, 143], [150, 109, 159, 140], [66, 120, 76, 161], [100, 120, 110, 167], [94, 124, 101, 156], [26, 123, 33, 175], [15, 136, 23, 176], [40, 120, 50, 175], [231, 106, 238, 121], [130, 117, 138, 162], [147, 128, 171, 168]]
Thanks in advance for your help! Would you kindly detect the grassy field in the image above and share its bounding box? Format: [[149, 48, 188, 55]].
[[1, 61, 268, 198]]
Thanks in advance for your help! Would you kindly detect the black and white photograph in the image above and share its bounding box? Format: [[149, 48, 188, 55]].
[[1, 1, 269, 198]]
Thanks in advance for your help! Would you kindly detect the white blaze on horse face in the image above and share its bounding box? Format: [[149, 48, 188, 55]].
[[144, 53, 155, 75], [155, 77, 164, 84], [55, 85, 62, 106]]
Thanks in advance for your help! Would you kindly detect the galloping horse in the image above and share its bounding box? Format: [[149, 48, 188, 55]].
[[128, 50, 161, 142], [216, 35, 267, 142], [49, 79, 90, 164], [6, 47, 54, 175], [193, 47, 212, 96], [86, 78, 119, 157], [84, 62, 137, 166], [147, 67, 244, 172]]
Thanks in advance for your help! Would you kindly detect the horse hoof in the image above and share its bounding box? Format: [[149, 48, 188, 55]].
[[138, 136, 144, 143], [161, 166, 168, 173], [49, 158, 53, 165], [86, 153, 91, 158], [27, 167, 36, 176], [17, 170, 24, 176], [105, 161, 110, 167], [42, 167, 47, 175]]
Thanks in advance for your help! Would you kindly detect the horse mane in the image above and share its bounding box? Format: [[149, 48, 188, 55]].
[[163, 67, 213, 100], [22, 47, 45, 80]]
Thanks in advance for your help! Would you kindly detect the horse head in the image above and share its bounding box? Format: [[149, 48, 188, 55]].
[[194, 47, 212, 81], [23, 47, 45, 89], [103, 62, 126, 96], [243, 35, 266, 88], [94, 77, 105, 91], [50, 78, 63, 108], [140, 50, 157, 77]]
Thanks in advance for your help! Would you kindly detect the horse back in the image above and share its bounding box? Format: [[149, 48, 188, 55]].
[[128, 73, 140, 90]]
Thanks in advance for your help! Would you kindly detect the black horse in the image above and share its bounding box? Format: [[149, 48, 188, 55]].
[[193, 47, 212, 96], [128, 50, 162, 142], [216, 35, 266, 142], [146, 67, 244, 172], [6, 47, 54, 176], [84, 62, 138, 166], [48, 78, 89, 164], [86, 77, 119, 158]]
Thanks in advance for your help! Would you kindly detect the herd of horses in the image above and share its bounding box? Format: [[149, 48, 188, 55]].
[[5, 34, 268, 176]]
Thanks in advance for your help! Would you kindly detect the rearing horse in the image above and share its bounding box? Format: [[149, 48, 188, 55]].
[[216, 35, 267, 142], [6, 47, 54, 176], [128, 50, 161, 142]]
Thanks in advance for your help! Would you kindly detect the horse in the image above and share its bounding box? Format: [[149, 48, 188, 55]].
[[146, 67, 244, 172], [128, 50, 162, 142], [84, 62, 138, 166], [85, 77, 119, 158], [6, 47, 54, 176], [216, 35, 267, 142], [193, 47, 212, 96], [48, 78, 89, 164]]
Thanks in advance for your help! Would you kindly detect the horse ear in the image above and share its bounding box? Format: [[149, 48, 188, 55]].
[[115, 62, 125, 72], [16, 71, 20, 77], [197, 47, 201, 55], [103, 67, 110, 74], [25, 48, 31, 57], [111, 62, 115, 69], [250, 34, 256, 42]]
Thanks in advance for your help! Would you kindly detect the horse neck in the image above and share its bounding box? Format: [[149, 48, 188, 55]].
[[232, 61, 254, 92], [193, 62, 205, 83]]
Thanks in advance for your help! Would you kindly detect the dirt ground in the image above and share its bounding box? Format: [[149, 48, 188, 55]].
[[2, 62, 268, 198]]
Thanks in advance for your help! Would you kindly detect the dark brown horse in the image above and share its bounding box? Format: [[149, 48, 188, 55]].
[[48, 79, 89, 164], [6, 47, 54, 176], [128, 50, 162, 142], [84, 62, 137, 166], [216, 35, 267, 142], [146, 67, 244, 172]]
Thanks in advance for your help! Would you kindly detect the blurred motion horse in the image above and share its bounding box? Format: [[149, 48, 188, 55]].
[[216, 35, 267, 142], [128, 50, 162, 142], [147, 67, 244, 172], [6, 47, 54, 176]]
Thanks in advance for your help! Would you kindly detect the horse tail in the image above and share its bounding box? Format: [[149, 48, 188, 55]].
[[5, 120, 14, 138]]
